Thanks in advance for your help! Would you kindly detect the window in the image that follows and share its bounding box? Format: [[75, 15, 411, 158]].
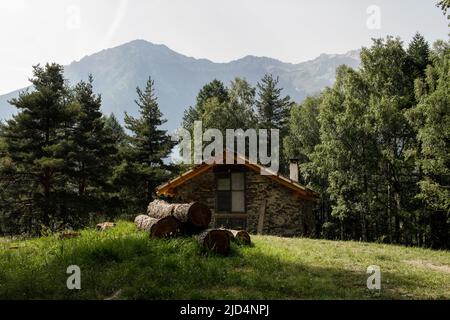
[[216, 171, 245, 213]]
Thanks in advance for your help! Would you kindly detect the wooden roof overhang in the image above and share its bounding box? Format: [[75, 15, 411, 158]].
[[156, 151, 319, 201]]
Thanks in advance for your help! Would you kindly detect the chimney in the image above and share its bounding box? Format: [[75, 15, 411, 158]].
[[289, 159, 299, 183]]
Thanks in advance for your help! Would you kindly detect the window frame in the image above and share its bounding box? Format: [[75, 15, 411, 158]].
[[215, 169, 246, 214]]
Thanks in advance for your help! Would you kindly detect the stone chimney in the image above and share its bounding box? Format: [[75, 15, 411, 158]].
[[289, 159, 299, 183]]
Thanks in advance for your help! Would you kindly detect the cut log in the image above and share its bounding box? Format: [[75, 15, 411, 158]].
[[228, 229, 251, 245], [196, 229, 230, 255], [96, 222, 116, 231], [147, 200, 211, 229], [134, 215, 179, 238]]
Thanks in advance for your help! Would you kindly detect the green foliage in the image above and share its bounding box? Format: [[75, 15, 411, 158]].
[[196, 79, 229, 114], [284, 35, 449, 248], [284, 95, 321, 164], [0, 67, 175, 234], [0, 221, 449, 300], [436, 0, 450, 27], [1, 64, 78, 231], [115, 77, 176, 209], [182, 77, 257, 133], [256, 74, 292, 132], [104, 113, 126, 145], [66, 75, 118, 199], [407, 33, 431, 79], [406, 41, 450, 231], [437, 0, 450, 11], [181, 77, 259, 162]]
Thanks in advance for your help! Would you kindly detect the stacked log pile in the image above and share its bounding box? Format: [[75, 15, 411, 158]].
[[135, 200, 251, 255]]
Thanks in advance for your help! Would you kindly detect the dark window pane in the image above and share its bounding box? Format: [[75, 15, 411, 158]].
[[217, 191, 231, 212], [217, 178, 231, 190]]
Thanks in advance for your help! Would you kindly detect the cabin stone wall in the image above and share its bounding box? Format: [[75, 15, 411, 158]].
[[171, 167, 315, 237]]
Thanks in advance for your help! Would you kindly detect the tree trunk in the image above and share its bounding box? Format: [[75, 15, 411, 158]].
[[362, 175, 369, 242], [394, 190, 401, 243], [134, 215, 180, 238], [196, 229, 230, 254], [147, 200, 211, 229], [42, 169, 51, 227], [387, 183, 393, 243]]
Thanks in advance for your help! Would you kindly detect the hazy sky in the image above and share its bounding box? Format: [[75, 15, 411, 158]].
[[0, 0, 448, 94]]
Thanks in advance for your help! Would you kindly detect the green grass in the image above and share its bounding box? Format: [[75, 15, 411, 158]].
[[0, 221, 449, 300]]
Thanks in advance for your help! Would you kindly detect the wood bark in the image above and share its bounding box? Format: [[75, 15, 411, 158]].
[[134, 215, 179, 238], [196, 229, 230, 254], [221, 229, 251, 245], [147, 200, 211, 229], [229, 229, 251, 245]]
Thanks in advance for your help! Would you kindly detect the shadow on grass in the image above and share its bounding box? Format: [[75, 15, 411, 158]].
[[0, 231, 444, 300]]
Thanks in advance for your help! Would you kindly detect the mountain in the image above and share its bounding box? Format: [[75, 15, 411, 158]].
[[0, 40, 360, 131]]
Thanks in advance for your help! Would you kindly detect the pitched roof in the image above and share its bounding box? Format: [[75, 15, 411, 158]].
[[156, 150, 319, 201]]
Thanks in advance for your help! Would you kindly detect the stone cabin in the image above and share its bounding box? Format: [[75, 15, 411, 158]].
[[156, 151, 319, 237]]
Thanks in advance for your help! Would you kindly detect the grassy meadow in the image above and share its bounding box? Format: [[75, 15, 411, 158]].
[[0, 221, 449, 300]]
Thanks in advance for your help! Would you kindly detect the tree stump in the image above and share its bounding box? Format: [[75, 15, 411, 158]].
[[134, 215, 179, 238], [147, 200, 211, 229], [196, 229, 230, 254]]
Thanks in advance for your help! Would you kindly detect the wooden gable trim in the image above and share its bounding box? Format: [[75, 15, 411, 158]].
[[156, 151, 319, 200], [157, 163, 211, 196]]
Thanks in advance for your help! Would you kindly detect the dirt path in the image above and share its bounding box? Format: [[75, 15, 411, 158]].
[[404, 260, 450, 274]]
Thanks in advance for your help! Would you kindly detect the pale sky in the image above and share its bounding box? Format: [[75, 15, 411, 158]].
[[0, 0, 448, 95]]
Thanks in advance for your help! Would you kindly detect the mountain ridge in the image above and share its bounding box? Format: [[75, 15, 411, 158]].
[[0, 40, 361, 131]]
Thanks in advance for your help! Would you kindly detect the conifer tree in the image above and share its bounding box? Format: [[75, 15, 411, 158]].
[[67, 75, 117, 198], [2, 63, 77, 229], [407, 33, 431, 79], [256, 74, 293, 172], [119, 77, 175, 206], [256, 74, 292, 131]]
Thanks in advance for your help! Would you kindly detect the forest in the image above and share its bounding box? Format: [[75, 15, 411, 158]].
[[0, 3, 449, 249]]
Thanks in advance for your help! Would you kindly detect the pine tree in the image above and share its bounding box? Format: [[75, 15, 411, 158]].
[[120, 77, 175, 206], [67, 75, 117, 198], [407, 33, 431, 79], [105, 113, 126, 145], [1, 63, 77, 230], [256, 74, 293, 172], [256, 74, 292, 131]]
